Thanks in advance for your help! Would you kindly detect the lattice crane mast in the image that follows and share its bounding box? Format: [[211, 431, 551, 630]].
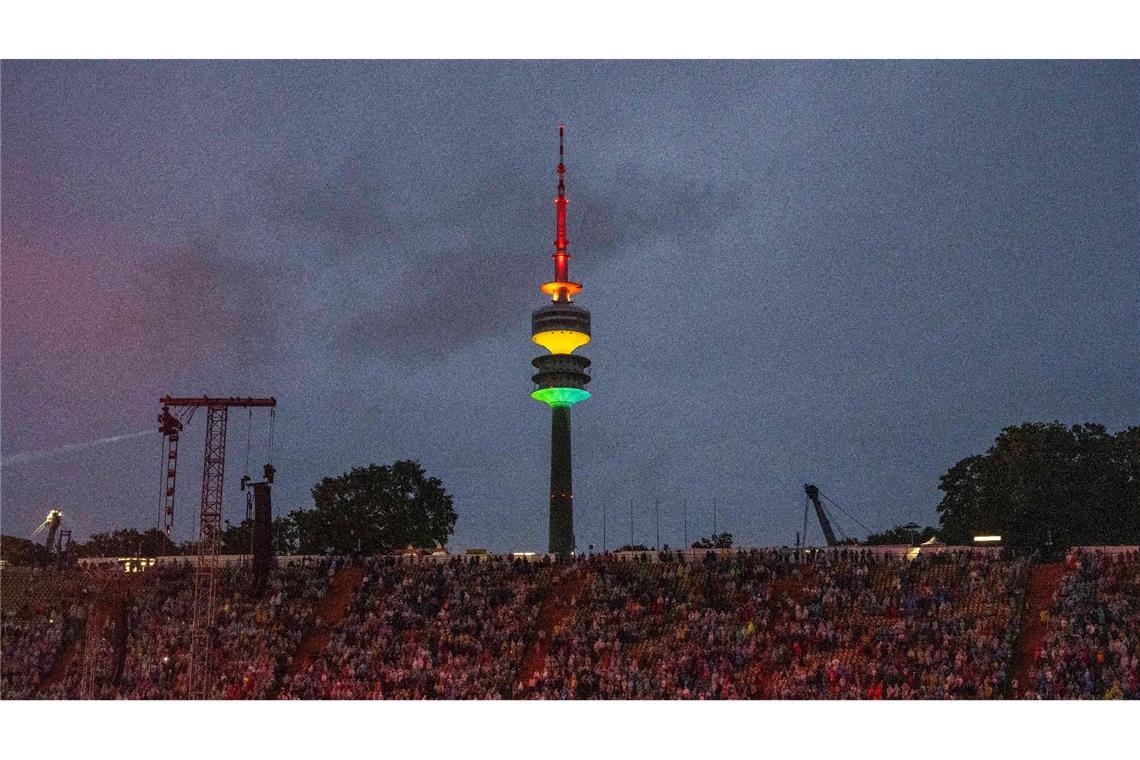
[[156, 395, 276, 698], [158, 406, 184, 538]]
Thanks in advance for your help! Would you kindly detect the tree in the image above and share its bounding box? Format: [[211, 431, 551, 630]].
[[220, 519, 253, 555], [77, 527, 170, 557], [864, 523, 940, 546], [290, 460, 457, 555], [936, 422, 1140, 548], [691, 532, 733, 549], [273, 516, 298, 555], [616, 544, 650, 552], [217, 516, 298, 554], [0, 535, 52, 566]]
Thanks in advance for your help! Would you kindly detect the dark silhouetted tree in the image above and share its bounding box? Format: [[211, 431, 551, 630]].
[[864, 523, 940, 546], [220, 519, 253, 555], [217, 516, 298, 554], [936, 422, 1140, 547], [78, 528, 170, 557], [691, 532, 734, 549], [273, 516, 298, 555], [291, 461, 456, 555], [616, 544, 650, 552], [0, 535, 52, 566]]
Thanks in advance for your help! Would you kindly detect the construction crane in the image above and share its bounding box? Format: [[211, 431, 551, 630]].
[[36, 508, 64, 551], [156, 395, 276, 698], [32, 509, 75, 570], [802, 484, 872, 548], [804, 484, 839, 547]]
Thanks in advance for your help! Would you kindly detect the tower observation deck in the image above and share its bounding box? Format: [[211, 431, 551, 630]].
[[531, 125, 591, 555]]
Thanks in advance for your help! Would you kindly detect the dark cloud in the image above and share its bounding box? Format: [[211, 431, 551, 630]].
[[0, 196, 286, 458], [330, 165, 749, 365], [259, 157, 392, 262]]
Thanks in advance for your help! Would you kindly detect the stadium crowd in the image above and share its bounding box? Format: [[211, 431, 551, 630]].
[[114, 563, 330, 698], [1030, 549, 1139, 699], [528, 550, 1028, 699], [1, 567, 95, 699], [2, 548, 1137, 700], [281, 557, 556, 698], [1, 601, 69, 699]]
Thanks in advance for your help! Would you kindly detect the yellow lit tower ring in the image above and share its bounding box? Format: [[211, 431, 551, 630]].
[[532, 303, 591, 355]]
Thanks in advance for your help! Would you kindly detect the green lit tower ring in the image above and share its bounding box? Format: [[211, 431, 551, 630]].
[[531, 125, 591, 556]]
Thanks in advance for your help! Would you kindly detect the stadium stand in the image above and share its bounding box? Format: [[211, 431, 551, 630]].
[[1028, 549, 1139, 699], [1, 548, 1136, 699]]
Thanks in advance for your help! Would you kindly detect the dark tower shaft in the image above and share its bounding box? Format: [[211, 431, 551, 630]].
[[549, 405, 574, 554]]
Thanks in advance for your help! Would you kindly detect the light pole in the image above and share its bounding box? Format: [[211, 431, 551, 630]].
[[655, 498, 660, 550], [683, 498, 688, 548], [629, 498, 634, 547], [602, 498, 607, 552]]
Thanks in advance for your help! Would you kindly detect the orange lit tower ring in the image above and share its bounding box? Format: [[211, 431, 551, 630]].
[[539, 280, 582, 298]]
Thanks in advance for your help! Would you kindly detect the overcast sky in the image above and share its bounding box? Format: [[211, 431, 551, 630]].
[[2, 60, 1137, 551]]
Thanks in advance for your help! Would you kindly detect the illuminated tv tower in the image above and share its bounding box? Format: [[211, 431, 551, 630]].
[[531, 125, 591, 556]]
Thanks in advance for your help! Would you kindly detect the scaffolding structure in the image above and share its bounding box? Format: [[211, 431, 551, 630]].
[[157, 395, 275, 698], [78, 602, 102, 699]]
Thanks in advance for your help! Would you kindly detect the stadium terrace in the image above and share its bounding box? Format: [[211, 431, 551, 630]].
[[2, 547, 1136, 700]]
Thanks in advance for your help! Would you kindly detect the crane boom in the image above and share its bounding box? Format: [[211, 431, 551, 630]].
[[804, 484, 839, 547], [160, 396, 277, 408]]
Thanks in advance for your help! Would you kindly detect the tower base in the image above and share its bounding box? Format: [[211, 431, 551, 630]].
[[548, 404, 575, 555]]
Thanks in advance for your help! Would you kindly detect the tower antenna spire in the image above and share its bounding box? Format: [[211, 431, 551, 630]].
[[541, 124, 582, 303], [554, 123, 569, 285]]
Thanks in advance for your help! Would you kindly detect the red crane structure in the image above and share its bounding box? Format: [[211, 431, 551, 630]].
[[157, 405, 184, 538], [157, 395, 276, 698]]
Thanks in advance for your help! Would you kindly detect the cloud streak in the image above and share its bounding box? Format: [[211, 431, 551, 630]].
[[2, 429, 157, 467]]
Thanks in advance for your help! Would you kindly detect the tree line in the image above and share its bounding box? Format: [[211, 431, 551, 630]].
[[868, 422, 1139, 548], [3, 422, 1137, 566], [2, 460, 457, 563]]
